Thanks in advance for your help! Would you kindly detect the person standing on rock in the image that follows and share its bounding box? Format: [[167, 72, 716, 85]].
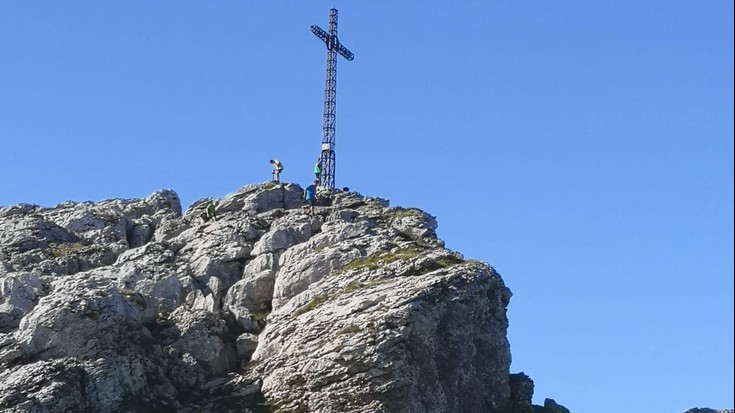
[[314, 158, 322, 181], [269, 159, 284, 183], [304, 180, 318, 216], [206, 202, 217, 222]]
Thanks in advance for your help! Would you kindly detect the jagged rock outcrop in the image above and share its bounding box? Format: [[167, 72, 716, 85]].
[[1, 183, 519, 412], [505, 373, 575, 413], [682, 410, 735, 413], [507, 373, 535, 413]]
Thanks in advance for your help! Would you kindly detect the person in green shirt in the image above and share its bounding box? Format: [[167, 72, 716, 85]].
[[206, 202, 217, 222], [314, 158, 322, 181]]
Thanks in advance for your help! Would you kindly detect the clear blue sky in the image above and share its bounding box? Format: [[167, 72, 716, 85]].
[[1, 2, 732, 412]]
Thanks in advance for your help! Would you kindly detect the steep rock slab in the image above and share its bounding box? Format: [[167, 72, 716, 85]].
[[252, 262, 511, 413], [0, 273, 153, 412]]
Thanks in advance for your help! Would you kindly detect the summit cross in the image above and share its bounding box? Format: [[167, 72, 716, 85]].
[[311, 8, 354, 189]]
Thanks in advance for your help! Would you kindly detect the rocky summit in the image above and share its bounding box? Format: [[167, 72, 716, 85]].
[[1, 183, 551, 413]]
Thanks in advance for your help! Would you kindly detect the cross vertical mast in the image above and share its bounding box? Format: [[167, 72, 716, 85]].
[[311, 8, 354, 189]]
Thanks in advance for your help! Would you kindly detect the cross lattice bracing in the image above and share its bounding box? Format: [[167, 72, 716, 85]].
[[311, 8, 353, 189]]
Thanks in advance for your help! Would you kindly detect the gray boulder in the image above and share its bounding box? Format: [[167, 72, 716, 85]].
[[0, 272, 44, 333]]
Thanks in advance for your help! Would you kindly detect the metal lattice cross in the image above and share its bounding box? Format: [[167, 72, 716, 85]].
[[311, 8, 354, 189]]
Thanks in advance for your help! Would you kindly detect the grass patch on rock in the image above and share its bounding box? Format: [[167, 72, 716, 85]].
[[387, 207, 421, 220], [293, 294, 327, 317], [251, 311, 270, 321], [337, 325, 361, 335], [49, 242, 83, 257], [344, 280, 361, 293], [431, 255, 465, 269], [464, 259, 488, 271], [340, 247, 424, 274], [120, 288, 149, 310]]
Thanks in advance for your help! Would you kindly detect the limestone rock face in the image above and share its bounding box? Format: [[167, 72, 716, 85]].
[[0, 183, 515, 413]]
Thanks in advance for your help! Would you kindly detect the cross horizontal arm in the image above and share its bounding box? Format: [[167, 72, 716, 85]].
[[336, 43, 354, 61], [310, 25, 329, 44]]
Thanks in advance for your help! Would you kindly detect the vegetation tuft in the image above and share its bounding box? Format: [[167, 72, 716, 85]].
[[337, 325, 361, 335], [120, 289, 148, 309], [293, 295, 327, 317], [340, 247, 424, 274], [344, 280, 362, 293], [465, 259, 488, 270], [431, 255, 465, 269], [387, 207, 422, 220], [250, 311, 270, 321], [49, 242, 83, 257]]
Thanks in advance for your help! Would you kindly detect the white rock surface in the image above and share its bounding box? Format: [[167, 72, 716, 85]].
[[0, 184, 514, 413]]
